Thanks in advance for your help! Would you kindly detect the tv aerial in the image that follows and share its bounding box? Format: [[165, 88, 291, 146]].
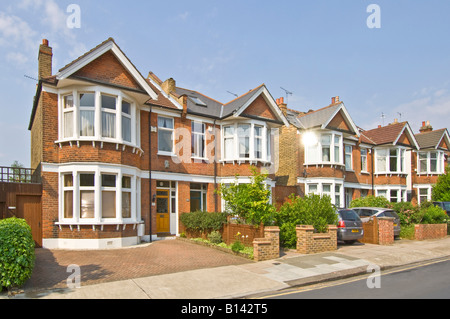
[[280, 87, 293, 104]]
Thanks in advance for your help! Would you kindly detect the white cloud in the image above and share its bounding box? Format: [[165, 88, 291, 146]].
[[394, 87, 450, 133]]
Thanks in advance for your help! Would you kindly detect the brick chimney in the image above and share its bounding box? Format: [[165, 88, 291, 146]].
[[277, 97, 287, 116], [331, 96, 340, 105], [419, 121, 433, 133], [161, 78, 176, 95], [38, 39, 53, 79]]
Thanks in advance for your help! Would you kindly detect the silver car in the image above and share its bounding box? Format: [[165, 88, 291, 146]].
[[337, 209, 364, 244], [351, 207, 401, 237]]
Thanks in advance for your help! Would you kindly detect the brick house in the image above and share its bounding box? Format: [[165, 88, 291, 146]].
[[276, 97, 449, 207], [28, 38, 288, 249], [411, 121, 450, 204]]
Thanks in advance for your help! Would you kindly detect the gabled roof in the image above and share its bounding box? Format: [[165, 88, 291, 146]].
[[288, 100, 360, 136], [415, 128, 450, 151], [56, 38, 161, 101], [172, 83, 289, 126], [360, 121, 419, 149]]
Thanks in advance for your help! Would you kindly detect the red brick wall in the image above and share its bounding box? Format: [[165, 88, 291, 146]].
[[73, 51, 141, 90], [415, 224, 447, 240]]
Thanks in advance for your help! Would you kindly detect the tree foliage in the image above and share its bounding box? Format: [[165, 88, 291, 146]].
[[432, 166, 450, 201], [217, 167, 275, 226]]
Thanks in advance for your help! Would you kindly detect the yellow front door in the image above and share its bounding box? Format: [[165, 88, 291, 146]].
[[156, 190, 170, 233]]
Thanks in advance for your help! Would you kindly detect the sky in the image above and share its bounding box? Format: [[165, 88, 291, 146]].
[[1, 0, 450, 167]]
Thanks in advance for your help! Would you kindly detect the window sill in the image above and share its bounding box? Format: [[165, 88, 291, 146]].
[[56, 220, 144, 231], [157, 151, 176, 157], [304, 163, 345, 168], [55, 139, 144, 156], [219, 159, 273, 166]]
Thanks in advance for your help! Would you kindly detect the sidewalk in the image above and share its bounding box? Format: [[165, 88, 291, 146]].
[[4, 237, 450, 299]]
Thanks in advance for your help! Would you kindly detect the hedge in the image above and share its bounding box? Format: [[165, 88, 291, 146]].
[[0, 218, 36, 290]]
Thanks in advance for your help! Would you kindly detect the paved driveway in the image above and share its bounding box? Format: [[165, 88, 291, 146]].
[[23, 239, 253, 292]]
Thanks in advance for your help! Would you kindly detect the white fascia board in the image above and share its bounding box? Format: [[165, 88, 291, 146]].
[[394, 123, 419, 150], [322, 103, 359, 137], [56, 41, 159, 101], [233, 86, 290, 127]]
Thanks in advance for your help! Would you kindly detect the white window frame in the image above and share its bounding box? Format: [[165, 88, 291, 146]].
[[304, 131, 343, 166], [375, 147, 407, 174], [361, 148, 368, 173], [376, 186, 407, 203], [220, 121, 271, 163], [191, 121, 206, 159], [157, 116, 175, 156], [58, 165, 140, 225], [418, 151, 445, 175], [417, 186, 432, 204], [57, 86, 139, 148], [305, 179, 343, 207], [345, 145, 353, 171], [62, 95, 74, 139]]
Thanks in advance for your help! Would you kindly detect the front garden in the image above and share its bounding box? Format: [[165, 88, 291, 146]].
[[180, 168, 449, 260]]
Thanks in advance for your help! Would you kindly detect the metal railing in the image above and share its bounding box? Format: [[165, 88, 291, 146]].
[[0, 166, 38, 184]]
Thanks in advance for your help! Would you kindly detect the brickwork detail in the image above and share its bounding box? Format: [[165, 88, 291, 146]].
[[296, 225, 337, 254], [253, 226, 280, 261], [360, 217, 394, 245], [414, 224, 448, 240]]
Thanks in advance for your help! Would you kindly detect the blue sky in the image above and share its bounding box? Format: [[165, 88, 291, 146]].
[[1, 0, 450, 167]]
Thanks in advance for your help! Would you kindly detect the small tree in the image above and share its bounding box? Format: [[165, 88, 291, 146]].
[[432, 166, 450, 201], [217, 167, 275, 226], [349, 195, 390, 208]]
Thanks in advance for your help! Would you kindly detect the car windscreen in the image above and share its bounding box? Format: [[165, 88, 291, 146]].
[[443, 202, 450, 211], [339, 210, 360, 221], [381, 210, 399, 219]]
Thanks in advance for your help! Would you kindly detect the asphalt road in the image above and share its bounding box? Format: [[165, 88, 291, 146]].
[[263, 258, 450, 299]]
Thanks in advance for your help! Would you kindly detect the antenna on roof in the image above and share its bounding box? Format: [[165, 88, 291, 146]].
[[381, 112, 386, 126], [280, 87, 293, 104], [24, 74, 38, 82], [226, 91, 238, 98], [397, 112, 402, 121]]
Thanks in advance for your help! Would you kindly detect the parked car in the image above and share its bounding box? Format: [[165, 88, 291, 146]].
[[337, 209, 364, 244], [432, 202, 450, 215], [351, 207, 401, 237]]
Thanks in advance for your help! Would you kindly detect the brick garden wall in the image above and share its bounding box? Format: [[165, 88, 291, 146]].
[[360, 217, 394, 245], [253, 226, 280, 261], [414, 224, 448, 240], [296, 225, 337, 254]]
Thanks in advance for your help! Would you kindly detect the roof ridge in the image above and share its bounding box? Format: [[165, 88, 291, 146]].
[[223, 83, 265, 106]]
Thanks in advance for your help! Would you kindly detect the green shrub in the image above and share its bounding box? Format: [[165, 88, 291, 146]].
[[207, 230, 223, 244], [180, 211, 228, 234], [421, 204, 448, 224], [0, 218, 35, 290], [275, 194, 338, 248], [216, 167, 276, 226], [231, 240, 245, 252], [349, 195, 390, 209]]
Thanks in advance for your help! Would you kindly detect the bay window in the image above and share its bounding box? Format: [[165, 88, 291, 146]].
[[376, 188, 406, 202], [304, 131, 343, 165], [305, 181, 342, 207], [59, 88, 139, 147], [417, 151, 445, 174], [375, 148, 406, 173], [221, 122, 271, 162], [59, 167, 140, 224]]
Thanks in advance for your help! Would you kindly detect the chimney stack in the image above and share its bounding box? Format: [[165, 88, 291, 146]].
[[419, 120, 433, 133], [277, 97, 287, 116], [38, 39, 53, 79], [161, 78, 176, 95], [331, 96, 340, 105]]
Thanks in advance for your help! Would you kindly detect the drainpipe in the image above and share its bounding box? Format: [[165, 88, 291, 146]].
[[371, 146, 375, 195], [213, 119, 218, 212], [149, 107, 153, 243]]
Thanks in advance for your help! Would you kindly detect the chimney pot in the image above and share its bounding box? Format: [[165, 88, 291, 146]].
[[422, 121, 426, 127], [276, 98, 280, 105], [378, 125, 382, 128], [42, 39, 49, 46], [280, 97, 284, 104], [331, 97, 335, 104]]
